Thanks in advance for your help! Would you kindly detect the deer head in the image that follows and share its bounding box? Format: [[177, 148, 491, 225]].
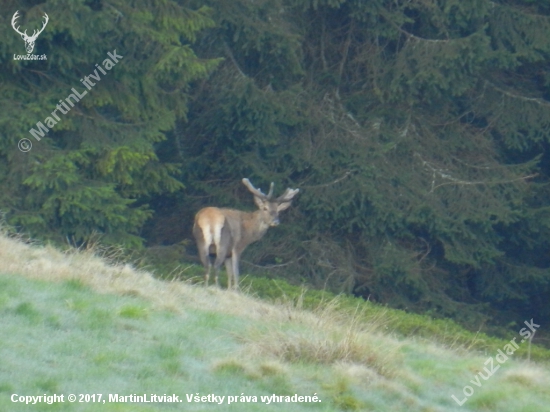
[[242, 178, 300, 227], [12, 11, 49, 54]]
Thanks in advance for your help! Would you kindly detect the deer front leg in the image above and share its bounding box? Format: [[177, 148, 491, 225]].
[[198, 248, 212, 286]]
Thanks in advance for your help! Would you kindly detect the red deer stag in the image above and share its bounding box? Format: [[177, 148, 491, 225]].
[[193, 178, 299, 290]]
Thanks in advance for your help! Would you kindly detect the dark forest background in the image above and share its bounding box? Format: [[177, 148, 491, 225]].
[[2, 0, 550, 335]]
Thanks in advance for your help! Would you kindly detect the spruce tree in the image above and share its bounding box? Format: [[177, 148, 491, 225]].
[[0, 0, 219, 246], [178, 0, 550, 325]]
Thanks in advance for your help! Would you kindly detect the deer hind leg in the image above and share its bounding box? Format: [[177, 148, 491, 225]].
[[202, 247, 218, 287], [200, 247, 212, 286], [224, 258, 234, 290], [213, 223, 233, 288], [212, 250, 228, 287], [213, 260, 223, 287], [193, 224, 213, 286]]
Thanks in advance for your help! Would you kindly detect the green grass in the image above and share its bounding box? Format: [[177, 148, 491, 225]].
[[0, 273, 348, 411], [145, 255, 550, 363], [0, 232, 549, 411], [239, 276, 550, 363]]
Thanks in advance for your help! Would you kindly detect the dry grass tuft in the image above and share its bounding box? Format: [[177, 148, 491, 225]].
[[212, 358, 289, 381], [258, 360, 288, 377], [333, 362, 380, 386], [244, 327, 400, 378], [502, 363, 550, 387], [241, 299, 402, 378], [212, 358, 250, 375]]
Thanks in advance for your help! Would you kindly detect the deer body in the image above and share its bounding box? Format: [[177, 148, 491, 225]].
[[193, 179, 299, 289]]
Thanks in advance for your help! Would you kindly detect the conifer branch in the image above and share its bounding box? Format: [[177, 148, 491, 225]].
[[431, 173, 537, 191], [485, 80, 550, 107], [222, 41, 246, 77], [380, 11, 450, 43], [320, 18, 328, 71], [104, 2, 124, 21], [337, 19, 354, 86], [241, 254, 305, 269], [415, 153, 537, 192], [301, 171, 353, 189]]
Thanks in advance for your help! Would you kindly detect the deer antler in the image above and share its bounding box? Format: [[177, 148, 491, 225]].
[[11, 11, 49, 40], [242, 178, 274, 200], [276, 187, 300, 203], [11, 11, 25, 37], [242, 178, 299, 203], [31, 13, 49, 40]]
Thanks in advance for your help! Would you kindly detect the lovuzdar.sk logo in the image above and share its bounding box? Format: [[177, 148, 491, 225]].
[[11, 10, 49, 61]]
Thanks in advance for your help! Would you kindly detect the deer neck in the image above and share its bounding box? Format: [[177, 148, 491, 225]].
[[242, 210, 270, 244]]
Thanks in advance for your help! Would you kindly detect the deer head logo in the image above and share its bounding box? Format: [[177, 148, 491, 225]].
[[11, 10, 49, 54]]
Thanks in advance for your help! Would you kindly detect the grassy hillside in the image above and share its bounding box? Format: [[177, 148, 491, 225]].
[[1, 233, 549, 411]]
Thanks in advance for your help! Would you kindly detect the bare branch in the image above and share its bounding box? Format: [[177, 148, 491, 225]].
[[432, 173, 537, 191], [485, 80, 550, 107], [301, 170, 353, 189], [415, 153, 537, 192], [223, 41, 246, 78]]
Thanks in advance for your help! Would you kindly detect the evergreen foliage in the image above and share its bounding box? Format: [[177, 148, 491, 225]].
[[1, 0, 218, 246], [3, 0, 550, 330], [177, 0, 550, 327]]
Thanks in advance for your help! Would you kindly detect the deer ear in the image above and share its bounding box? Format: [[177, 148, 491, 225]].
[[277, 201, 292, 212]]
